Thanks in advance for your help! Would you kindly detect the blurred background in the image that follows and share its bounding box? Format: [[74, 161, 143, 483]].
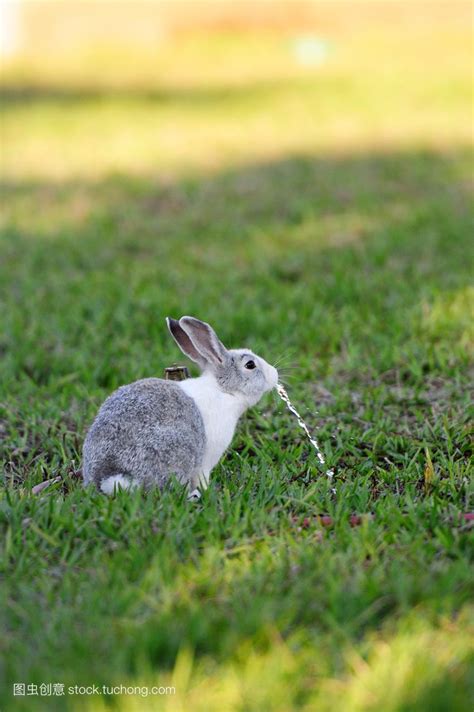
[[1, 0, 472, 179]]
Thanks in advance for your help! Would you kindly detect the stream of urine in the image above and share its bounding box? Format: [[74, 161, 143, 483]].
[[276, 383, 334, 482]]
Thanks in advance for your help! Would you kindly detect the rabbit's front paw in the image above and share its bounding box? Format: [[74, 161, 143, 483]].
[[188, 489, 201, 502]]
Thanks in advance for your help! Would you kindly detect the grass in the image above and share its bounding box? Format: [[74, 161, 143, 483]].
[[1, 6, 473, 711]]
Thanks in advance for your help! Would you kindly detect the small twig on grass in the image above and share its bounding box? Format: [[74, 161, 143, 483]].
[[31, 477, 62, 495]]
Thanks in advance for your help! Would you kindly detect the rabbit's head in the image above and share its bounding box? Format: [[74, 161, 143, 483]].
[[167, 316, 278, 406]]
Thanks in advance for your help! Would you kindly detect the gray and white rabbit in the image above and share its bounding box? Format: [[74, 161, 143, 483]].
[[82, 316, 278, 497]]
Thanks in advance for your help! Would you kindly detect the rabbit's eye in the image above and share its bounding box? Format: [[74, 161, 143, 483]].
[[245, 360, 256, 370]]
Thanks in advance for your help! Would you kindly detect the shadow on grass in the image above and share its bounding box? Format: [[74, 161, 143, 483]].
[[0, 146, 472, 397], [1, 146, 471, 300], [0, 76, 323, 109]]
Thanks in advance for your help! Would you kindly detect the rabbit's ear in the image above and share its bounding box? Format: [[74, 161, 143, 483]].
[[179, 316, 228, 368], [166, 317, 207, 368]]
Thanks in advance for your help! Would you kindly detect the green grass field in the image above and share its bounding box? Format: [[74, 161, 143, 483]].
[[1, 8, 473, 711]]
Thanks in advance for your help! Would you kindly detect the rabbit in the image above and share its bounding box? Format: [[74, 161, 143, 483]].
[[82, 316, 278, 498]]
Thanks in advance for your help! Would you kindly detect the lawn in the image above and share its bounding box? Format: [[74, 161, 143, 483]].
[[1, 5, 473, 711]]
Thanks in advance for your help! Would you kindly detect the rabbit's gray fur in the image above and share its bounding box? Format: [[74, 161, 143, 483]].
[[83, 378, 205, 490]]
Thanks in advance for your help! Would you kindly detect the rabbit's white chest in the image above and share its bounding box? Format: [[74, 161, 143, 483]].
[[178, 375, 246, 475]]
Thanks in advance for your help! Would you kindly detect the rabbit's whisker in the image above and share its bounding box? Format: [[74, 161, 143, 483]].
[[273, 348, 296, 369]]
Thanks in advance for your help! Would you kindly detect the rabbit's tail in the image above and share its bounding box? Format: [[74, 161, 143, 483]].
[[100, 474, 138, 495]]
